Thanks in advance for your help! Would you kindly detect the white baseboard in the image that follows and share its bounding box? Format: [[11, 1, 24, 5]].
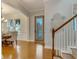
[[17, 39, 34, 42], [26, 40, 34, 42], [45, 46, 52, 49]]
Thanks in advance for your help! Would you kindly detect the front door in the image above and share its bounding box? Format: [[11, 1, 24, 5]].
[[35, 16, 44, 44]]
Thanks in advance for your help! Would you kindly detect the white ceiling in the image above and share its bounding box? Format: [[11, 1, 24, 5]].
[[2, 3, 24, 16], [2, 3, 17, 15], [2, 0, 47, 15]]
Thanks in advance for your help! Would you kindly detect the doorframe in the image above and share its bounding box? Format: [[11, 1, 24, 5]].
[[35, 15, 45, 44]]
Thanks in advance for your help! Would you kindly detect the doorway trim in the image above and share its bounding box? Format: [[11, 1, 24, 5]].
[[35, 15, 45, 44]]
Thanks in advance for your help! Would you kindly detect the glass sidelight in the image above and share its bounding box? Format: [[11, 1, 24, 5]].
[[35, 16, 44, 41]]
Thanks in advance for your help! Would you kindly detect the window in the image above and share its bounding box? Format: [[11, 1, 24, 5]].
[[8, 19, 21, 32], [8, 19, 15, 31]]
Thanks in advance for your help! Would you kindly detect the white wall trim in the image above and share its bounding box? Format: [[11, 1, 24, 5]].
[[17, 39, 34, 42], [45, 46, 52, 49], [26, 40, 34, 42]]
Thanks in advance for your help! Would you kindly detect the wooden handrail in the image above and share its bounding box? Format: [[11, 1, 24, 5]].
[[54, 14, 77, 32]]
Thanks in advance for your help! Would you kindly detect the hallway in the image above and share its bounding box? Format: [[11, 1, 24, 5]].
[[1, 0, 77, 59]]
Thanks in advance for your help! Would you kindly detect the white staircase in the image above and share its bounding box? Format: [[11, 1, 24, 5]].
[[53, 15, 77, 59]]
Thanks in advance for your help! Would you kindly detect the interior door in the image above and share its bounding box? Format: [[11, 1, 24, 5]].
[[35, 16, 44, 42]]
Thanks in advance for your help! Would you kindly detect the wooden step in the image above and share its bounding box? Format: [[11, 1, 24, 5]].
[[54, 56, 62, 59], [71, 47, 77, 59], [54, 55, 63, 59], [62, 52, 75, 59]]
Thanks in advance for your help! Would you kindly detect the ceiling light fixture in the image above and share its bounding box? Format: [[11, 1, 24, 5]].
[[4, 19, 8, 22], [1, 17, 5, 21]]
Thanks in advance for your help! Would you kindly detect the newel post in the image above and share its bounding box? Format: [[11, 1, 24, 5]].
[[52, 28, 55, 59]]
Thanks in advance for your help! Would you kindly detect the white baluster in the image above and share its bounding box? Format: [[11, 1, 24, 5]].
[[69, 22, 71, 47], [64, 27, 66, 50], [71, 20, 73, 46], [59, 30, 61, 56], [72, 20, 74, 46], [62, 28, 65, 50], [66, 26, 68, 51]]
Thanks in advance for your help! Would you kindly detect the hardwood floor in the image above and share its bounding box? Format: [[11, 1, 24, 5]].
[[2, 40, 52, 59]]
